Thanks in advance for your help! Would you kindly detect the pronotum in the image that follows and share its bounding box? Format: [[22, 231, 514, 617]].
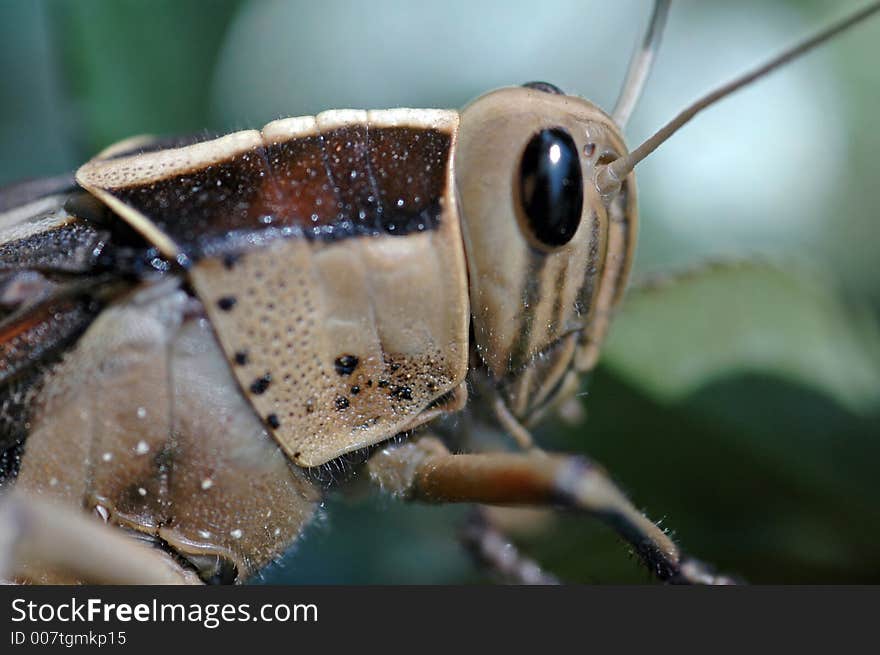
[[0, 1, 877, 584]]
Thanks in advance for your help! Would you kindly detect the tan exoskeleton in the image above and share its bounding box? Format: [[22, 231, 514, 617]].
[[0, 1, 877, 585]]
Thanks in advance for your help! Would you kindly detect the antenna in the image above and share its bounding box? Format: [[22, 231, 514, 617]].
[[612, 0, 671, 129], [597, 1, 880, 195]]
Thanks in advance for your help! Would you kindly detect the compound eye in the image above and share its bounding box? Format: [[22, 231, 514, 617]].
[[522, 81, 565, 95], [518, 127, 584, 247]]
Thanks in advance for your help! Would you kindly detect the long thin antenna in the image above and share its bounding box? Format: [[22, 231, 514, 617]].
[[597, 0, 880, 195], [612, 0, 671, 128]]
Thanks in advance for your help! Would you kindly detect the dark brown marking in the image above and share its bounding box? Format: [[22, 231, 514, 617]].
[[390, 385, 413, 401], [334, 354, 359, 376], [508, 248, 547, 374], [217, 296, 237, 311], [249, 373, 272, 395], [335, 396, 350, 411], [102, 124, 452, 258], [378, 379, 389, 388], [0, 221, 109, 274], [124, 483, 152, 507], [350, 385, 360, 395], [269, 125, 450, 239], [0, 296, 104, 387], [267, 132, 338, 229], [575, 209, 601, 319], [222, 253, 241, 270], [112, 145, 281, 255], [610, 181, 635, 308], [321, 123, 381, 228], [551, 258, 570, 332], [367, 127, 449, 235], [266, 413, 280, 429], [233, 350, 249, 366]]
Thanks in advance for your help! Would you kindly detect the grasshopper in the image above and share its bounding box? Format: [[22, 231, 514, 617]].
[[0, 1, 877, 585]]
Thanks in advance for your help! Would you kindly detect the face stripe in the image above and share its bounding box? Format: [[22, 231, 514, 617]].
[[507, 248, 546, 375], [574, 208, 603, 319], [609, 181, 636, 307], [574, 176, 637, 372], [504, 252, 575, 414], [550, 258, 570, 334]]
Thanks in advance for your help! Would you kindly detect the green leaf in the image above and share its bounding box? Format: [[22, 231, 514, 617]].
[[46, 0, 242, 154], [603, 262, 880, 414]]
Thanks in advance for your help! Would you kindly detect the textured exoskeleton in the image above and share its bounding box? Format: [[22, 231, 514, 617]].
[[3, 0, 874, 585], [0, 94, 640, 583]]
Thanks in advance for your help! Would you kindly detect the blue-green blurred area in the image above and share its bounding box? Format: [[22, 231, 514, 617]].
[[1, 0, 879, 583]]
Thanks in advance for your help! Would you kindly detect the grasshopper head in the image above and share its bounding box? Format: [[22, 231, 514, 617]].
[[455, 84, 638, 422]]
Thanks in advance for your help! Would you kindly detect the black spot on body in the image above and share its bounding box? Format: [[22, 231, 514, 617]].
[[378, 379, 389, 388], [222, 253, 241, 270], [389, 362, 401, 373], [250, 373, 272, 395], [217, 296, 237, 311], [266, 413, 280, 429], [335, 396, 350, 410], [234, 350, 249, 366], [334, 354, 359, 376], [390, 385, 413, 401]]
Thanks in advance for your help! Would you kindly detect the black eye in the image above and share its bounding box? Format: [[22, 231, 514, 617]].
[[522, 81, 565, 95], [518, 127, 584, 247]]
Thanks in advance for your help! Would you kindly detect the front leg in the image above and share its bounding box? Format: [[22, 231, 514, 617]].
[[367, 437, 736, 584]]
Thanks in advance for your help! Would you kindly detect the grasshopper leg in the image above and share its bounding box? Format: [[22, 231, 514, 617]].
[[492, 397, 537, 451], [0, 491, 199, 585], [367, 436, 737, 585], [461, 507, 560, 584]]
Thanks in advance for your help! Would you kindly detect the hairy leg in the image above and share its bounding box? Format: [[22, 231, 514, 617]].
[[461, 507, 560, 584], [367, 437, 736, 584]]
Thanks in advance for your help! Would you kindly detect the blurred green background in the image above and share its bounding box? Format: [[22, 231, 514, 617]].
[[1, 0, 879, 583]]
